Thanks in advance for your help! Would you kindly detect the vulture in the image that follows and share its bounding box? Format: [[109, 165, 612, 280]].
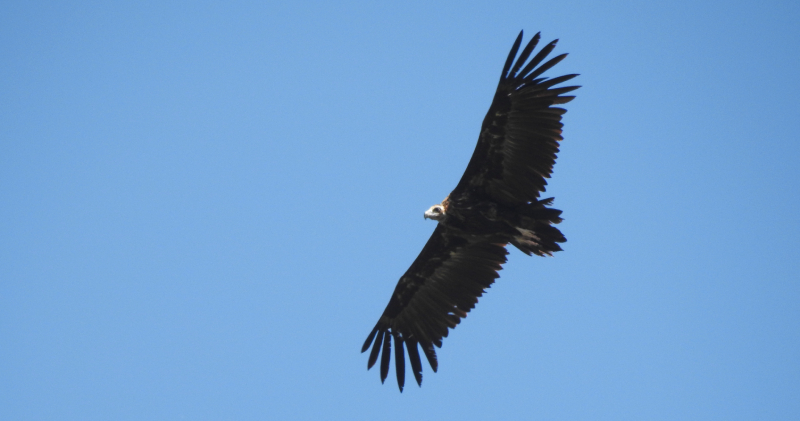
[[362, 30, 579, 391]]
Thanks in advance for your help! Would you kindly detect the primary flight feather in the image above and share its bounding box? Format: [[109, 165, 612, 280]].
[[362, 30, 579, 391]]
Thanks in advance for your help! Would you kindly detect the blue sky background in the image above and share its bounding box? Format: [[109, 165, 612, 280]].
[[2, 1, 799, 420]]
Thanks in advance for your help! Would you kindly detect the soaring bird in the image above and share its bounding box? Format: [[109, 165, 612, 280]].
[[362, 31, 579, 391]]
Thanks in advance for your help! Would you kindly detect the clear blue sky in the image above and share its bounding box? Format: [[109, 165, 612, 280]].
[[2, 1, 799, 420]]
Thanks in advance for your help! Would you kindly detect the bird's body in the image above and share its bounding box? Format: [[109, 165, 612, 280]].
[[363, 30, 579, 391]]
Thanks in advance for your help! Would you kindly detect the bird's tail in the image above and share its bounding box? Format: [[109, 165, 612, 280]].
[[509, 198, 566, 256]]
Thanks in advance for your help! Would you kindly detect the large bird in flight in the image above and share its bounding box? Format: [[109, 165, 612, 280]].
[[362, 31, 579, 391]]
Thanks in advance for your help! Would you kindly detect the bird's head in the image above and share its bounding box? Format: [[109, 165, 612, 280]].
[[424, 204, 445, 221]]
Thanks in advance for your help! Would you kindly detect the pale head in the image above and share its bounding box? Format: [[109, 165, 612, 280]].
[[424, 204, 445, 221]]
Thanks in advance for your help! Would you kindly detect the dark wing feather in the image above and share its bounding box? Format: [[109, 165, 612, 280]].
[[452, 31, 579, 206], [362, 224, 508, 391]]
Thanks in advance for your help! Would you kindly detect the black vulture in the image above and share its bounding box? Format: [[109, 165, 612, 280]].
[[363, 30, 579, 391]]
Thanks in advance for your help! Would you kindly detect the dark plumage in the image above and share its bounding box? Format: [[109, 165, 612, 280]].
[[362, 30, 579, 391]]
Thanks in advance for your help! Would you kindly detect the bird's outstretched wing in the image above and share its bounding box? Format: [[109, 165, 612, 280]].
[[362, 224, 508, 391], [452, 30, 579, 205]]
